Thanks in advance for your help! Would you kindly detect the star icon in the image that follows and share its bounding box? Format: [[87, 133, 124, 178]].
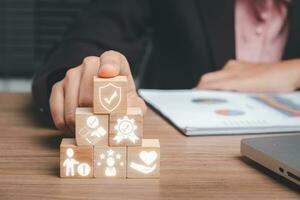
[[100, 153, 105, 159], [107, 149, 114, 156], [116, 154, 121, 159]]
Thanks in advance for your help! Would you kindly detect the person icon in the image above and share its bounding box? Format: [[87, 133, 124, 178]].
[[105, 157, 117, 176], [63, 148, 79, 176]]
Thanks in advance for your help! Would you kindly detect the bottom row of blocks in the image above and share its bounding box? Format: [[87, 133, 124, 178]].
[[60, 138, 160, 178]]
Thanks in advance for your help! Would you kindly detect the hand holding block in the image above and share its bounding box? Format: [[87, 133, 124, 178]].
[[60, 138, 93, 178], [94, 146, 126, 178], [75, 107, 108, 146], [93, 76, 127, 114], [109, 107, 143, 146], [127, 139, 160, 178]]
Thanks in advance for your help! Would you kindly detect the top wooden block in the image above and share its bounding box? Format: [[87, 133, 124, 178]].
[[93, 76, 127, 114]]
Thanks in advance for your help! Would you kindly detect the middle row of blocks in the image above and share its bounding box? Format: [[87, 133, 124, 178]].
[[76, 107, 143, 146]]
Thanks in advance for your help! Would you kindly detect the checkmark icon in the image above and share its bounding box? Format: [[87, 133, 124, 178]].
[[104, 90, 118, 105], [86, 116, 99, 129], [121, 123, 130, 132], [88, 118, 96, 126], [99, 83, 122, 112]]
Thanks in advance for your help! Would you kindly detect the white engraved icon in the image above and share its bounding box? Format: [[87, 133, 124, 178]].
[[97, 149, 124, 177], [104, 91, 118, 104], [91, 127, 107, 138], [79, 116, 107, 145], [130, 151, 157, 174], [86, 116, 99, 128], [77, 163, 91, 176], [114, 116, 138, 144], [139, 151, 157, 165], [63, 148, 91, 177], [105, 157, 116, 176], [99, 83, 121, 112], [63, 148, 79, 176]]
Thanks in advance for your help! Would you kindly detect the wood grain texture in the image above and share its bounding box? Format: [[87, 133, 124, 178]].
[[93, 76, 127, 114], [0, 93, 299, 199], [109, 107, 143, 146], [75, 107, 109, 146]]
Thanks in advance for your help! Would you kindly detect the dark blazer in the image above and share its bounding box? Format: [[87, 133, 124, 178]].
[[32, 0, 300, 120]]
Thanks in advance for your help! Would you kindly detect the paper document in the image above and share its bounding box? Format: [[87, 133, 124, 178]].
[[138, 89, 300, 136]]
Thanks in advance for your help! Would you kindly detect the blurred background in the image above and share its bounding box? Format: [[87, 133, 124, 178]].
[[0, 0, 91, 92]]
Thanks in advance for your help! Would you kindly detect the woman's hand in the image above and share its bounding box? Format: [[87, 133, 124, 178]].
[[197, 59, 300, 93]]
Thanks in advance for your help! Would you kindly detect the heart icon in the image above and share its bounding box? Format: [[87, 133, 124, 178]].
[[139, 151, 157, 165]]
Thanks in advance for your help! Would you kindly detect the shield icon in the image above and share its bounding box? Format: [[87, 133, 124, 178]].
[[99, 83, 122, 112]]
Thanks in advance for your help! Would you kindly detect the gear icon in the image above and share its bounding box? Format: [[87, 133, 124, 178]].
[[114, 116, 139, 144]]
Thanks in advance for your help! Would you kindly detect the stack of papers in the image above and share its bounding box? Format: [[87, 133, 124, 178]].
[[138, 89, 300, 136]]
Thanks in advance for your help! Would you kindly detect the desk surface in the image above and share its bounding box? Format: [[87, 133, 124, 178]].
[[0, 93, 299, 199]]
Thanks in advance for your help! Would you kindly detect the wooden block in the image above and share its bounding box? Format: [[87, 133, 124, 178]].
[[127, 139, 160, 178], [75, 107, 108, 146], [60, 138, 93, 178], [94, 146, 126, 178], [93, 76, 127, 114], [109, 107, 143, 147]]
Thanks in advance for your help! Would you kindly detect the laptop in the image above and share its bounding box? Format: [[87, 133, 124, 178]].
[[241, 134, 300, 186]]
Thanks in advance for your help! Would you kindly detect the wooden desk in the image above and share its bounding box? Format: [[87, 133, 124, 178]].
[[0, 93, 299, 199]]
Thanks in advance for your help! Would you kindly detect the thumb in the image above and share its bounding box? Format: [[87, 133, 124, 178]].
[[97, 50, 137, 94], [98, 51, 121, 78]]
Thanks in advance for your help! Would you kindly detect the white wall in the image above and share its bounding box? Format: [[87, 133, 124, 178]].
[[0, 79, 32, 92]]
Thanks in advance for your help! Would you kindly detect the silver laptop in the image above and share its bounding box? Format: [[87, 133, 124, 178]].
[[241, 134, 300, 186]]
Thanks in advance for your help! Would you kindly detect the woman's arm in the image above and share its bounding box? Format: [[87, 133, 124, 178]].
[[197, 59, 300, 93]]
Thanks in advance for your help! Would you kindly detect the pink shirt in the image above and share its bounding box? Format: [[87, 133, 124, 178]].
[[235, 0, 291, 63]]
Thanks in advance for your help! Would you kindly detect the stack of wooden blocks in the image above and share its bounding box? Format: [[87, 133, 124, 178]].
[[60, 76, 160, 178]]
